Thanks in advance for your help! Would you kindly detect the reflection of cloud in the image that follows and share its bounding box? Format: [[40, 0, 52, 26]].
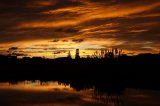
[[0, 81, 107, 106], [124, 88, 160, 106], [1, 81, 160, 106]]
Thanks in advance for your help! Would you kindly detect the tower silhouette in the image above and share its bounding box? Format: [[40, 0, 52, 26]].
[[67, 51, 71, 58], [75, 49, 80, 59]]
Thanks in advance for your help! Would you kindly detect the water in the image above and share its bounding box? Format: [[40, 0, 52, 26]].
[[0, 81, 159, 106]]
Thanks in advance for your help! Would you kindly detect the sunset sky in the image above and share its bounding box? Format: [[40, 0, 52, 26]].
[[0, 0, 160, 58]]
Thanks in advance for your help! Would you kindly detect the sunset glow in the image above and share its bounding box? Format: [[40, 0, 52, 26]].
[[0, 0, 160, 58]]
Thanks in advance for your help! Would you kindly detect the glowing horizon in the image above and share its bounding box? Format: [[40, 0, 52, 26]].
[[0, 0, 160, 58]]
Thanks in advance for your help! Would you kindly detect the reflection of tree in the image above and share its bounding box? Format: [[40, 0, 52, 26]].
[[93, 86, 123, 105], [58, 79, 125, 105], [93, 93, 122, 105]]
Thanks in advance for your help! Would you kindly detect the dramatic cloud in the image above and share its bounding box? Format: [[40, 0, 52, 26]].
[[0, 0, 160, 57]]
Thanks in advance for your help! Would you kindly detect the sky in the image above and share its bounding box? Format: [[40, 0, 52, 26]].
[[0, 0, 160, 58]]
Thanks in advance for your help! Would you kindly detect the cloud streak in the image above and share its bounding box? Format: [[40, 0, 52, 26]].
[[0, 0, 160, 56]]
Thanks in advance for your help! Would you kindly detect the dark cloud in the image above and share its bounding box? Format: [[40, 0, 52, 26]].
[[0, 0, 82, 43], [51, 40, 60, 42], [72, 39, 84, 43], [62, 40, 68, 42], [33, 44, 50, 47], [54, 27, 79, 33], [0, 0, 159, 53]]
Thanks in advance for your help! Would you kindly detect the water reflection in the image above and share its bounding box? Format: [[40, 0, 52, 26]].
[[0, 80, 71, 91], [0, 81, 159, 106]]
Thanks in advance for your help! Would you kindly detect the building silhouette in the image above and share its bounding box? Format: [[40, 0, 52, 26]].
[[75, 49, 80, 59], [67, 51, 71, 58]]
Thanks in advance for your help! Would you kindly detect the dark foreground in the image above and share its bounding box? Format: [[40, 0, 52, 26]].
[[0, 53, 160, 90], [0, 54, 160, 106]]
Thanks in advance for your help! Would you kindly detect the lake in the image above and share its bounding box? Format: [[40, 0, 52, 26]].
[[0, 80, 159, 106]]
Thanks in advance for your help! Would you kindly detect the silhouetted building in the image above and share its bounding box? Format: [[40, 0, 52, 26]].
[[75, 49, 80, 59], [67, 51, 71, 58]]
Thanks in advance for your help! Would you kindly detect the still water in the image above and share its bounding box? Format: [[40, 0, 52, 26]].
[[0, 80, 159, 106]]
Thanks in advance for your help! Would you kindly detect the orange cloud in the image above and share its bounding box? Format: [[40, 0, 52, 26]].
[[16, 2, 160, 28], [0, 0, 160, 56]]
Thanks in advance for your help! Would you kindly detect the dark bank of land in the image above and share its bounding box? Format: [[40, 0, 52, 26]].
[[0, 53, 160, 91]]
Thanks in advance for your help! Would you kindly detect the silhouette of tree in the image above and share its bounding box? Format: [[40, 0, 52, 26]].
[[8, 47, 18, 56]]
